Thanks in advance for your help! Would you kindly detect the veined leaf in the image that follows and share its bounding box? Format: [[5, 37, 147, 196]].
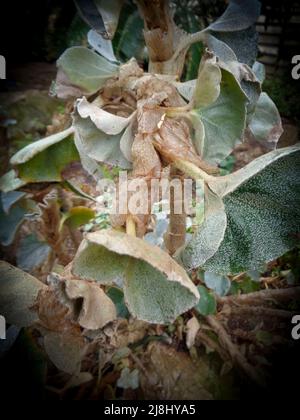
[[0, 261, 46, 327], [248, 92, 283, 150], [60, 206, 96, 231], [72, 230, 200, 324], [181, 145, 300, 275], [207, 0, 261, 32], [57, 47, 119, 95], [190, 69, 247, 165]]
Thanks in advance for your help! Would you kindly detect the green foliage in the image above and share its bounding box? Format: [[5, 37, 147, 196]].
[[56, 46, 119, 95], [195, 286, 217, 316], [16, 235, 52, 273], [106, 287, 130, 319], [0, 192, 37, 246], [2, 0, 298, 326], [263, 74, 300, 121], [190, 69, 247, 165]]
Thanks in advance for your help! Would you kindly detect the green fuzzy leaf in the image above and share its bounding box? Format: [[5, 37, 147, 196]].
[[204, 33, 261, 115], [113, 10, 145, 62], [207, 0, 261, 33], [117, 367, 139, 390], [57, 46, 119, 95], [17, 136, 79, 184], [182, 145, 300, 275], [0, 261, 46, 327], [248, 92, 283, 150], [190, 69, 247, 164], [72, 230, 199, 324], [195, 286, 216, 316], [106, 287, 130, 319], [75, 0, 123, 40], [210, 26, 258, 67], [10, 127, 74, 165]]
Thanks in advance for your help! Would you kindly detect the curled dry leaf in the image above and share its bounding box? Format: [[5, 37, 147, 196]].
[[65, 279, 117, 330], [207, 0, 261, 33], [0, 261, 46, 327], [72, 230, 200, 324]]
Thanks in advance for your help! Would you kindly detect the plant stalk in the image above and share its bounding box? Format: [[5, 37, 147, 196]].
[[164, 167, 186, 255]]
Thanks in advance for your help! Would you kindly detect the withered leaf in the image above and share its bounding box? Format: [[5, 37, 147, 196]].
[[65, 279, 117, 330]]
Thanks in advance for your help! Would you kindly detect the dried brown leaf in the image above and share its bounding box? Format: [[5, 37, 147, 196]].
[[65, 279, 117, 330]]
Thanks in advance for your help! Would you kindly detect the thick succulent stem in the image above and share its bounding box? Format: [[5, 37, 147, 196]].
[[164, 167, 186, 255]]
